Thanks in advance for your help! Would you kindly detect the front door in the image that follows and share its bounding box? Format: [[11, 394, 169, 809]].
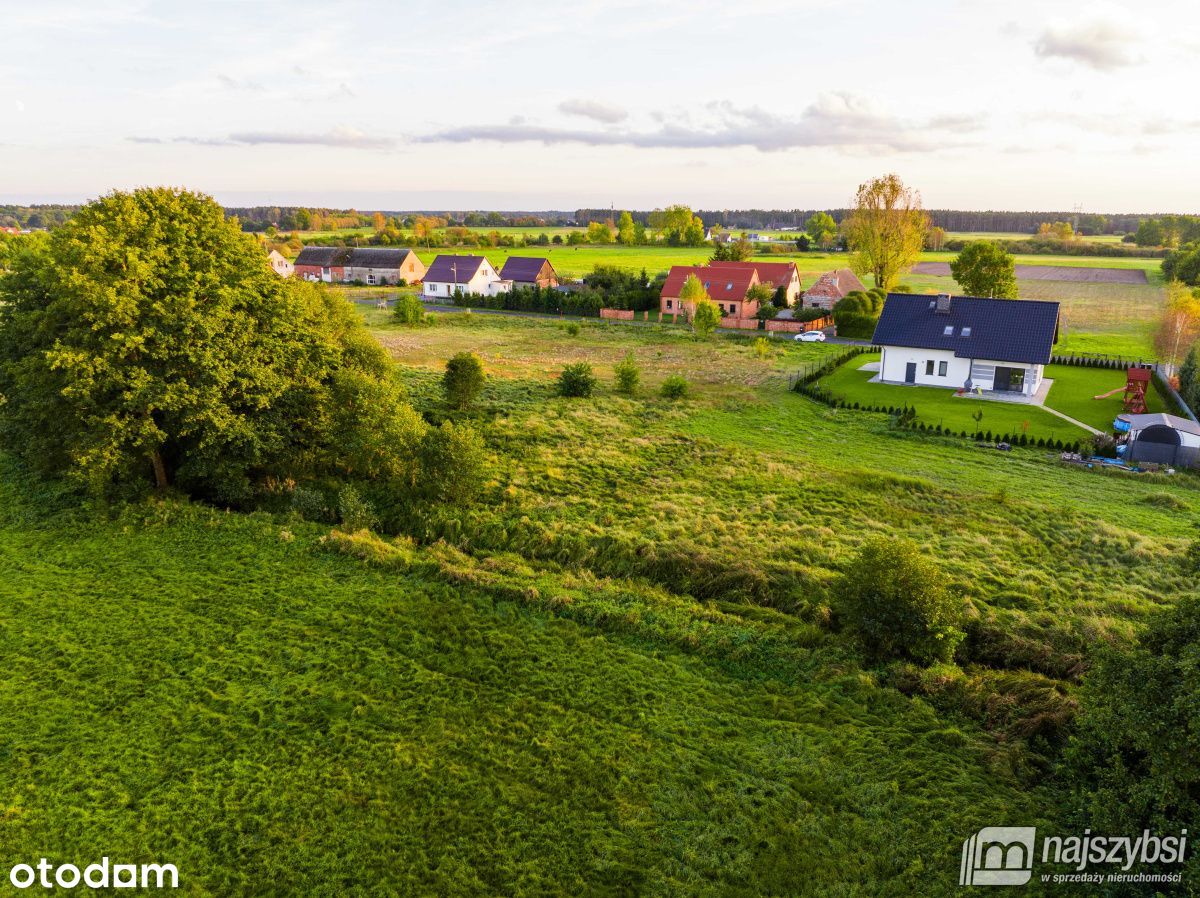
[[904, 362, 917, 384], [993, 367, 1025, 392]]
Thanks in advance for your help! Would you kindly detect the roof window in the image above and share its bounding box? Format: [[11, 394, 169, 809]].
[[961, 327, 972, 337], [943, 325, 953, 335]]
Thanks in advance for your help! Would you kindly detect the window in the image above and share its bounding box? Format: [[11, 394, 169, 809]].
[[367, 274, 376, 285], [666, 300, 673, 309], [938, 360, 948, 376], [943, 325, 953, 335], [925, 360, 935, 376], [726, 282, 733, 290], [961, 327, 972, 337], [703, 281, 710, 289]]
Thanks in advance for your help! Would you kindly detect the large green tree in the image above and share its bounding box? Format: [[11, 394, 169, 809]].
[[843, 174, 929, 291], [949, 241, 1019, 298], [0, 187, 424, 499], [804, 212, 838, 249]]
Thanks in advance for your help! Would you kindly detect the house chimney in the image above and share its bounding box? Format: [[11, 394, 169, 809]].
[[935, 293, 952, 314]]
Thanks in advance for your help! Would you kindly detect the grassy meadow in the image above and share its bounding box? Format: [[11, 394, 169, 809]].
[[2, 306, 1197, 894]]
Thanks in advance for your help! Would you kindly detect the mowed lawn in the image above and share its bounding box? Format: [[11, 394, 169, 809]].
[[819, 354, 1093, 442], [1043, 363, 1165, 430]]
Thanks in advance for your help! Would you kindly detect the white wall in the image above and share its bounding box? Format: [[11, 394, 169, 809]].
[[422, 261, 504, 297], [879, 347, 971, 388], [879, 346, 1043, 394]]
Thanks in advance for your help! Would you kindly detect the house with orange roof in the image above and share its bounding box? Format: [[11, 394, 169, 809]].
[[707, 260, 802, 305], [660, 265, 762, 319]]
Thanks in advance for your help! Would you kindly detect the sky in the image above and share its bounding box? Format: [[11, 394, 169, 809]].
[[1, 0, 1198, 213]]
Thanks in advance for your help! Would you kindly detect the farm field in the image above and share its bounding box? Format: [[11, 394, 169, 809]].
[[911, 261, 1149, 285], [944, 231, 1128, 245]]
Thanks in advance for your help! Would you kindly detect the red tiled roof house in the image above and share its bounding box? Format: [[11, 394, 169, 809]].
[[660, 265, 762, 319], [802, 268, 866, 310], [707, 260, 802, 305]]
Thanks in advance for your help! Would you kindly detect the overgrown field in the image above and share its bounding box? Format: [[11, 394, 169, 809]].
[[3, 309, 1194, 895]]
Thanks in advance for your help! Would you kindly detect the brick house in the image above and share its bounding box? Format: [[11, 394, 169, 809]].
[[802, 268, 866, 310], [500, 256, 559, 288], [293, 247, 425, 285], [707, 260, 803, 306], [660, 265, 762, 319]]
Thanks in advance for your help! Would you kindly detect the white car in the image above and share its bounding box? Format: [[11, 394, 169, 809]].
[[794, 330, 826, 342]]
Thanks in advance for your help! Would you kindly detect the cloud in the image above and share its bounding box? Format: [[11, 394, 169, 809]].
[[217, 73, 264, 92], [128, 127, 394, 150], [557, 98, 628, 124], [1033, 18, 1142, 70], [417, 94, 984, 153]]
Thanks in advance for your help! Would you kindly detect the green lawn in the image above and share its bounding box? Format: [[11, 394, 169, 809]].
[[1043, 364, 1165, 430], [818, 354, 1091, 442]]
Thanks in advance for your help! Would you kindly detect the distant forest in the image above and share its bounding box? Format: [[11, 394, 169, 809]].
[[0, 203, 1182, 237]]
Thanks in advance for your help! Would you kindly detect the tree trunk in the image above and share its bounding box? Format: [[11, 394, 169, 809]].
[[149, 449, 169, 491]]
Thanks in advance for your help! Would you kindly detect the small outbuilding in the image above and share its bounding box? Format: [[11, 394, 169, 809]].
[[1117, 413, 1200, 467], [500, 257, 558, 289]]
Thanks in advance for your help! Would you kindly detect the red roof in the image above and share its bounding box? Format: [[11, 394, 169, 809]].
[[661, 265, 759, 302], [803, 268, 865, 299], [707, 260, 799, 287]]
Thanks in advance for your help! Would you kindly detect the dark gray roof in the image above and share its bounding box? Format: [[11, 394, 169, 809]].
[[872, 294, 1060, 365], [295, 246, 414, 269], [344, 247, 413, 268], [294, 246, 347, 267], [500, 256, 553, 281], [425, 255, 486, 283], [1118, 413, 1200, 437]]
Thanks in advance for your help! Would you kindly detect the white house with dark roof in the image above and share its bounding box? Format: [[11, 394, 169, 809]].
[[872, 293, 1060, 399], [422, 255, 509, 298]]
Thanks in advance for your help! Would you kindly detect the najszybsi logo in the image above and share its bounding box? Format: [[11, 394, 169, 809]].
[[960, 827, 1037, 886], [959, 826, 1189, 887]]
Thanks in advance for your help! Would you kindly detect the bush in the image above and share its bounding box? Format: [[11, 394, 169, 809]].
[[564, 322, 581, 336], [291, 485, 333, 522], [443, 352, 486, 409], [614, 353, 640, 395], [557, 362, 597, 397], [1065, 595, 1200, 855], [419, 420, 487, 505], [834, 536, 965, 665], [391, 294, 426, 326], [660, 375, 689, 399], [337, 483, 378, 531]]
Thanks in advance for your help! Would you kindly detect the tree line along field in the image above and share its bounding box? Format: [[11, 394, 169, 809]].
[[5, 308, 1197, 894]]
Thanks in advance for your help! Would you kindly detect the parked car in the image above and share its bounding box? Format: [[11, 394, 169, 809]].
[[794, 331, 826, 342]]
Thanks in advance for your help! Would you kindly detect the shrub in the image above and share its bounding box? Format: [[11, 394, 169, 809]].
[[419, 420, 487, 505], [1065, 595, 1200, 849], [614, 353, 640, 395], [291, 485, 333, 522], [660, 375, 689, 399], [557, 362, 597, 397], [443, 352, 486, 409], [391, 294, 426, 325], [564, 321, 581, 336], [337, 483, 378, 532], [753, 337, 770, 359], [834, 536, 965, 665]]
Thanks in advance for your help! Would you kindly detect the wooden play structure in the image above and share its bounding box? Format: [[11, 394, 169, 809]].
[[1093, 367, 1151, 414]]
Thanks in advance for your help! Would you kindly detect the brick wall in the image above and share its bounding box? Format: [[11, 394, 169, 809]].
[[721, 317, 760, 330], [766, 315, 833, 333], [600, 308, 636, 320]]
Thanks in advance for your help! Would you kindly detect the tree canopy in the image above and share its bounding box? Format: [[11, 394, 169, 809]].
[[949, 241, 1019, 298], [804, 212, 838, 248], [843, 174, 929, 291], [0, 187, 426, 501]]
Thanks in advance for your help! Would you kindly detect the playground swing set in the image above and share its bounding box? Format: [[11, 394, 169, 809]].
[[1093, 367, 1151, 415]]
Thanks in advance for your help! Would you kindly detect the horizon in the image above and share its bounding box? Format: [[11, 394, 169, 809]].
[[3, 0, 1198, 213]]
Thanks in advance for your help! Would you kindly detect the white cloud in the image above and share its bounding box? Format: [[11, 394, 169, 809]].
[[419, 94, 984, 153], [129, 127, 395, 150], [1033, 17, 1143, 70], [557, 99, 629, 124]]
